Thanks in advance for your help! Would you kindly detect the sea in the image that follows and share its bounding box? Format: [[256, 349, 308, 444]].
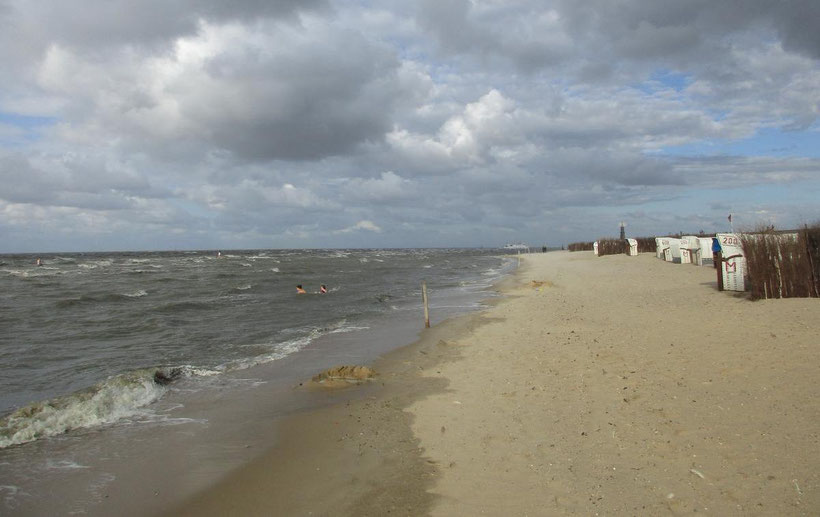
[[0, 248, 516, 515]]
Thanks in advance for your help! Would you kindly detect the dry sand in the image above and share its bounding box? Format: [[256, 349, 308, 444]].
[[169, 251, 819, 516]]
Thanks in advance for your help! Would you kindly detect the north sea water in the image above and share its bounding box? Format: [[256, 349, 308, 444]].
[[0, 248, 515, 515]]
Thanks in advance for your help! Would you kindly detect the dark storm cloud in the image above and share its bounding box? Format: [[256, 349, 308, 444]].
[[7, 0, 328, 50], [0, 152, 167, 208], [415, 0, 572, 71], [666, 154, 820, 188], [415, 0, 820, 72], [20, 17, 410, 163], [773, 1, 820, 58], [180, 27, 404, 161]]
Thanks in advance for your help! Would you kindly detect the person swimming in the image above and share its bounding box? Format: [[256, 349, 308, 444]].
[[35, 258, 42, 267], [296, 284, 306, 294], [319, 284, 327, 294]]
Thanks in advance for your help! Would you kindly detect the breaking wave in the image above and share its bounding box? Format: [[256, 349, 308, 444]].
[[0, 319, 368, 449], [0, 366, 216, 449]]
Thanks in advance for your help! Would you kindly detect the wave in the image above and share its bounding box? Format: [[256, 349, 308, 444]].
[[151, 300, 214, 313], [0, 366, 216, 449], [235, 285, 252, 291], [221, 336, 314, 372], [1, 269, 31, 278], [46, 460, 90, 470], [3, 268, 76, 281], [374, 293, 394, 303], [222, 320, 369, 372], [0, 322, 368, 447], [78, 260, 112, 269], [55, 292, 148, 307]]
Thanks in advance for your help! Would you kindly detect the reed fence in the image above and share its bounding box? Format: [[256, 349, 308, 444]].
[[595, 238, 627, 256], [568, 241, 594, 252], [741, 225, 820, 300], [635, 237, 657, 254]]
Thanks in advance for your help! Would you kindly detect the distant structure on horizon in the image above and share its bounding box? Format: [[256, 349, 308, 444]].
[[502, 243, 530, 251], [619, 222, 626, 240]]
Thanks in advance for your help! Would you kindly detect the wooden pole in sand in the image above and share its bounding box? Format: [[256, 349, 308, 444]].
[[422, 282, 430, 328]]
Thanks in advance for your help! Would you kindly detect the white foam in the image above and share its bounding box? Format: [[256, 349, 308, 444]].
[[123, 289, 148, 298], [1, 484, 26, 510], [327, 325, 370, 334], [1, 269, 29, 278], [132, 414, 208, 427], [220, 320, 369, 373], [223, 335, 314, 372], [0, 485, 20, 493], [189, 367, 221, 377], [46, 460, 90, 470], [236, 284, 252, 290]]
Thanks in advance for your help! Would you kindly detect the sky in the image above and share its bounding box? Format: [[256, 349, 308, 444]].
[[0, 0, 818, 252]]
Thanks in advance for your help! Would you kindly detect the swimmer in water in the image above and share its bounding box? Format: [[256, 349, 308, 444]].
[[319, 284, 327, 294], [296, 284, 306, 294], [35, 258, 42, 267]]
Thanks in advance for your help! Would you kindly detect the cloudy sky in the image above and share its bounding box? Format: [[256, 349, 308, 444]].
[[0, 0, 818, 252]]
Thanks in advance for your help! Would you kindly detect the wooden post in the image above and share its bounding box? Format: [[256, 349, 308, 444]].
[[422, 282, 430, 328]]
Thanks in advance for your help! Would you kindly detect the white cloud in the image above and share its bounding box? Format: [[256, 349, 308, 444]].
[[343, 171, 415, 202], [335, 220, 383, 234]]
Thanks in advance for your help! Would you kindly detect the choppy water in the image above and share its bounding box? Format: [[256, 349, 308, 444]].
[[0, 249, 512, 449]]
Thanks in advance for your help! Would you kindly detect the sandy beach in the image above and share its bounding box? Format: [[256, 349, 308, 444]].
[[169, 251, 819, 516]]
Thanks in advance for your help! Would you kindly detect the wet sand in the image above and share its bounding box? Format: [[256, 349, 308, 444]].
[[169, 251, 820, 516]]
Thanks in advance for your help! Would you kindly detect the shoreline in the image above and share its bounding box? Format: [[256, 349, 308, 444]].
[[165, 275, 511, 516], [161, 261, 520, 516], [168, 251, 820, 515]]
